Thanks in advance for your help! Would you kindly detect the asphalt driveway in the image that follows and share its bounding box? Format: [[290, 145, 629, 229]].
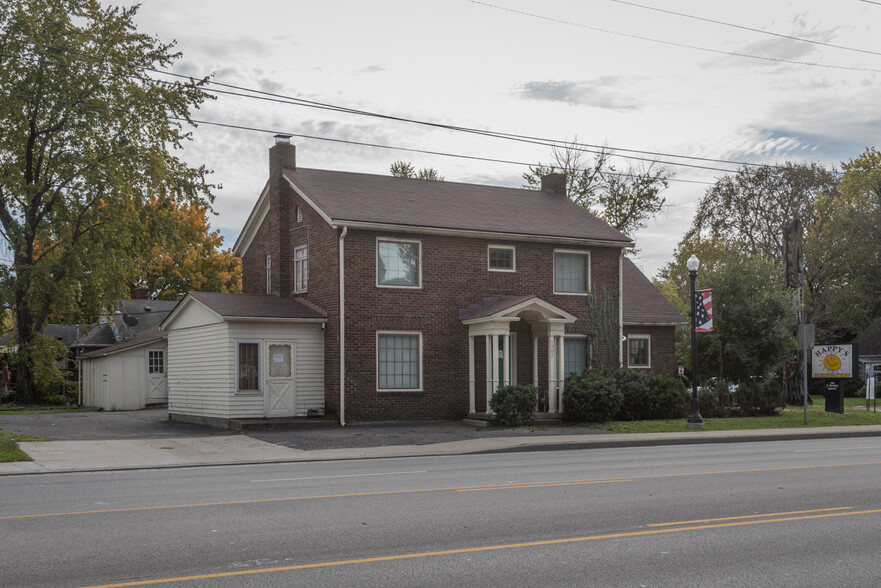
[[0, 407, 612, 451]]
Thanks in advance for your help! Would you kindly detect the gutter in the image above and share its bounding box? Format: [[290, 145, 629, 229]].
[[619, 251, 624, 367], [338, 225, 348, 427]]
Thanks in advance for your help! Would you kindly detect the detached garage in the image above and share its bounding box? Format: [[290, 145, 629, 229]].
[[80, 326, 168, 411], [160, 292, 326, 427]]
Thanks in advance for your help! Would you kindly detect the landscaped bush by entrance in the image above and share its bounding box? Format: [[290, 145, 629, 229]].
[[564, 368, 687, 423], [698, 378, 785, 417], [490, 384, 539, 426]]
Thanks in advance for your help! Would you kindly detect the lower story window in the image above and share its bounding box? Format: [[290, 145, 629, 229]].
[[563, 338, 586, 377], [377, 332, 421, 390], [238, 341, 260, 392], [628, 335, 651, 368], [148, 350, 164, 374]]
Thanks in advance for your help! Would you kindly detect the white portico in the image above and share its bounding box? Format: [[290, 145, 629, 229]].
[[460, 296, 578, 415]]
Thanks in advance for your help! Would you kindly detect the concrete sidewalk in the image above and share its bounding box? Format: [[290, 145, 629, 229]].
[[3, 424, 881, 475]]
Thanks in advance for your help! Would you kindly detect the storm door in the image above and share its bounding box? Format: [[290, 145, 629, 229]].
[[264, 341, 296, 417]]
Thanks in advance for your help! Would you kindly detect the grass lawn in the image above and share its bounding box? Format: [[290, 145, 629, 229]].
[[593, 395, 881, 433], [0, 405, 90, 415], [0, 429, 47, 462]]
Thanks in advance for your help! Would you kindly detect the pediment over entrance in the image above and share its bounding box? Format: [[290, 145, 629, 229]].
[[459, 295, 577, 325]]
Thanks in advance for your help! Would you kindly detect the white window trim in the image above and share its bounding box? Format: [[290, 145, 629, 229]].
[[376, 331, 423, 392], [553, 249, 591, 296], [294, 245, 308, 293], [487, 244, 516, 273], [627, 334, 652, 369], [236, 339, 262, 394], [376, 237, 422, 289], [147, 349, 164, 375], [265, 254, 271, 294]]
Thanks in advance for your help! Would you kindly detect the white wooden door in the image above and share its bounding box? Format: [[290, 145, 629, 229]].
[[145, 348, 168, 403], [264, 341, 296, 417]]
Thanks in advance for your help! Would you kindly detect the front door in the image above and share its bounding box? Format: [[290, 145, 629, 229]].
[[264, 341, 296, 417], [145, 348, 168, 403]]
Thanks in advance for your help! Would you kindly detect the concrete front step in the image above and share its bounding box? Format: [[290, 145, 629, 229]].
[[228, 416, 338, 431]]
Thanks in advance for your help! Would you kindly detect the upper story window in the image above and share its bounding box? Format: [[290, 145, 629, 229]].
[[265, 255, 271, 294], [488, 245, 515, 272], [294, 246, 308, 293], [377, 238, 421, 288], [554, 250, 589, 294], [628, 335, 651, 368]]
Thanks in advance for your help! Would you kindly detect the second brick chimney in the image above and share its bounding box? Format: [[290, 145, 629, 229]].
[[541, 173, 567, 197]]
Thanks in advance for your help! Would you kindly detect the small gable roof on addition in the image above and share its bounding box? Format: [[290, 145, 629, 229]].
[[235, 167, 634, 256], [622, 258, 686, 326], [162, 291, 327, 329]]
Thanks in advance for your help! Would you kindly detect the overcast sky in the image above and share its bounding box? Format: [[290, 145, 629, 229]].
[[130, 0, 881, 278]]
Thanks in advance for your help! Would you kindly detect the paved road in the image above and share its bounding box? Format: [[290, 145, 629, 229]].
[[2, 437, 880, 587]]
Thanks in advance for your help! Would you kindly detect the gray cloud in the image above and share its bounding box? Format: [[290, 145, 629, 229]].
[[516, 78, 641, 110]]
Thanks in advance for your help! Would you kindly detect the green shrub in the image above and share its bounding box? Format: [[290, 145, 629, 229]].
[[697, 378, 737, 418], [645, 373, 689, 419], [735, 379, 784, 416], [563, 368, 623, 423], [490, 384, 538, 427], [614, 368, 650, 421]]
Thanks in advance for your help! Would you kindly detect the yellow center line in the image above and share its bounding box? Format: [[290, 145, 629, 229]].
[[80, 506, 881, 588], [6, 460, 881, 521], [645, 506, 854, 526]]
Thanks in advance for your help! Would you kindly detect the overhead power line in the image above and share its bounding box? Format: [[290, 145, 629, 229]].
[[467, 0, 881, 73], [612, 0, 881, 58]]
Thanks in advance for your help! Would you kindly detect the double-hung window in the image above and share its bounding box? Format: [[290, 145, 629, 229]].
[[488, 245, 515, 272], [554, 250, 589, 294], [377, 239, 420, 287], [628, 335, 651, 368], [237, 341, 260, 393], [563, 338, 586, 377], [377, 332, 422, 391], [294, 246, 308, 293]]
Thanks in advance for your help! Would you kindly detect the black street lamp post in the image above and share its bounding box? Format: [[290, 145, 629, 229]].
[[687, 254, 704, 429]]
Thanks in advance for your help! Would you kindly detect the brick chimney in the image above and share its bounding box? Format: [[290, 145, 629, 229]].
[[269, 135, 295, 297], [134, 284, 149, 300], [541, 173, 567, 197]]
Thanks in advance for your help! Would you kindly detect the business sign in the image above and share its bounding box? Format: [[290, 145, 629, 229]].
[[811, 344, 854, 379]]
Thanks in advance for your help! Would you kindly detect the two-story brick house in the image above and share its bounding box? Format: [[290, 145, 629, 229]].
[[162, 136, 683, 426]]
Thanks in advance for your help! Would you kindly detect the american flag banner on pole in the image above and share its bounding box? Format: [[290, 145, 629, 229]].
[[694, 289, 713, 332]]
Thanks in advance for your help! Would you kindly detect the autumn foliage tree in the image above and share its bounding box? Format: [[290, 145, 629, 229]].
[[139, 200, 241, 300], [0, 1, 215, 402]]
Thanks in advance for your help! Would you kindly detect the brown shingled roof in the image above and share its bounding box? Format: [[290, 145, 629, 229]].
[[285, 168, 633, 245], [186, 292, 327, 320], [622, 258, 686, 325]]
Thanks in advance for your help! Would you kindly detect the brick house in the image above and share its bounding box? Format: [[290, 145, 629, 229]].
[[194, 135, 683, 425]]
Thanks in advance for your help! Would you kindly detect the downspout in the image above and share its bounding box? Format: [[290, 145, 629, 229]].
[[619, 250, 624, 368], [338, 225, 348, 426]]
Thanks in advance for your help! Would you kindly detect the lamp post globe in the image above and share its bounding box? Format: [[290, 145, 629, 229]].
[[687, 255, 704, 429]]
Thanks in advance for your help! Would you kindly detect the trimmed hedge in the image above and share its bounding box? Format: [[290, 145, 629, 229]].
[[564, 368, 688, 423], [490, 384, 539, 426]]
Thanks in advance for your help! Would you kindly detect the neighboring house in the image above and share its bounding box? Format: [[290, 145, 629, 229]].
[[163, 136, 683, 426], [79, 326, 169, 411], [77, 295, 178, 410]]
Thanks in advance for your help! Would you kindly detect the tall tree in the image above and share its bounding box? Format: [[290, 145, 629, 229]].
[[0, 1, 214, 402], [522, 140, 671, 238], [390, 161, 444, 181]]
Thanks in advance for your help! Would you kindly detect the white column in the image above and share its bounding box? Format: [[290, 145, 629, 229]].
[[557, 336, 566, 413], [468, 335, 475, 414], [532, 336, 539, 388], [485, 335, 493, 413], [502, 334, 510, 388], [547, 336, 557, 413], [491, 334, 500, 397]]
